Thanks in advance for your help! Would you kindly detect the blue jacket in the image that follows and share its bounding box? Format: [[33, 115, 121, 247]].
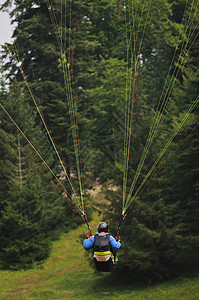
[[83, 232, 121, 252]]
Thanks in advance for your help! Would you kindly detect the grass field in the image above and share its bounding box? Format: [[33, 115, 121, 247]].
[[1, 214, 199, 300]]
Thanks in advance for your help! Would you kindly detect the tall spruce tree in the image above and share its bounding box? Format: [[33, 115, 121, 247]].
[[1, 0, 75, 173], [0, 77, 68, 269]]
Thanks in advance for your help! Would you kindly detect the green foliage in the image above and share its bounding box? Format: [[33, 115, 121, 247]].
[[0, 0, 199, 281], [0, 80, 68, 269]]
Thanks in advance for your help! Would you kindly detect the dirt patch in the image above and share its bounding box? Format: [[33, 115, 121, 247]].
[[87, 183, 103, 197], [86, 179, 118, 204], [6, 288, 27, 294]]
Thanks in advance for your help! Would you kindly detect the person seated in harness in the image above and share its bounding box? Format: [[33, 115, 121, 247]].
[[83, 222, 121, 272]]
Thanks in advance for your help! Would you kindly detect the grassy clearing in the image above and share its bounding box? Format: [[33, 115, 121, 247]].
[[0, 213, 199, 299]]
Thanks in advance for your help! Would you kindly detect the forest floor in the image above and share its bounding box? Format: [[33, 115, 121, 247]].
[[1, 187, 199, 300]]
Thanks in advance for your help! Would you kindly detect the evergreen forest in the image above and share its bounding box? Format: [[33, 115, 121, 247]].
[[0, 0, 199, 283]]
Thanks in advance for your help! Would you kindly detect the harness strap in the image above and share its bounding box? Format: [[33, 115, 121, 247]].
[[94, 251, 113, 256]]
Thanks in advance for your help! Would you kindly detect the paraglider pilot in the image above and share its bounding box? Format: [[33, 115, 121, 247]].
[[83, 222, 121, 272]]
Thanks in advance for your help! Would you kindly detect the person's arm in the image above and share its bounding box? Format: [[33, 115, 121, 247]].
[[83, 236, 95, 250], [110, 236, 121, 251]]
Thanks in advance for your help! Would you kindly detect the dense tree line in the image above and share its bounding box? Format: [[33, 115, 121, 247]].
[[0, 0, 198, 281]]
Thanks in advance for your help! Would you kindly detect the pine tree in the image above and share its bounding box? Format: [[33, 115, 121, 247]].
[[0, 77, 68, 269], [1, 0, 75, 173]]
